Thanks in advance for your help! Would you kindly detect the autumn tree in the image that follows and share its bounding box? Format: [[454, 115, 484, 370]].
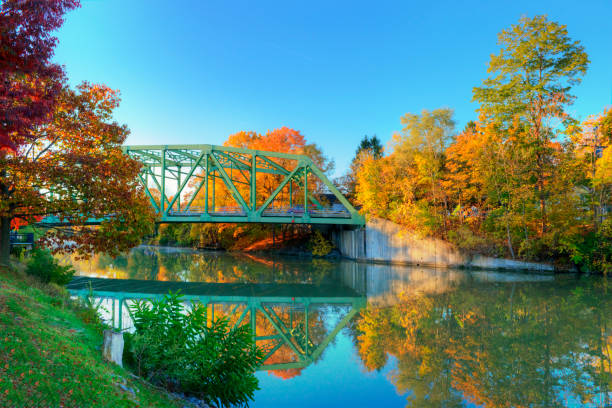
[[357, 109, 454, 235], [224, 127, 334, 205], [0, 0, 79, 150], [562, 110, 612, 272], [473, 15, 589, 236], [0, 83, 156, 265], [393, 108, 454, 210], [442, 121, 487, 222], [337, 135, 383, 197]]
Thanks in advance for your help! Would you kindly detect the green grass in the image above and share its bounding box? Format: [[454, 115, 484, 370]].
[[0, 267, 184, 408]]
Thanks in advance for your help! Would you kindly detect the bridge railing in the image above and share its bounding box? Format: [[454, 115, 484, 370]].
[[167, 205, 352, 219]]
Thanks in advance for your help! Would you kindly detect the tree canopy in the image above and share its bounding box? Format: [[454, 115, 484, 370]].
[[0, 83, 155, 264]]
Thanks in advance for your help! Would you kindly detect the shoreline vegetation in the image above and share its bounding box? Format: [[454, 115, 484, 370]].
[[0, 263, 189, 408], [1, 257, 265, 408], [150, 223, 340, 259]]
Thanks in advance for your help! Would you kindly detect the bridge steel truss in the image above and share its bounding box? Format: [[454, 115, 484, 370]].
[[122, 144, 365, 226]]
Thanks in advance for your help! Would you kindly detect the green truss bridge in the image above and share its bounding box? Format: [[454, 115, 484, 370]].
[[122, 144, 364, 226], [40, 144, 364, 227]]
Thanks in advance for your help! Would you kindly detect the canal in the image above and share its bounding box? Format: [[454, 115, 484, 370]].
[[67, 246, 611, 407]]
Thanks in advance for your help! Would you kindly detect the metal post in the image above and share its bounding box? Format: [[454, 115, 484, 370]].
[[251, 303, 256, 342], [289, 181, 292, 208], [161, 148, 166, 215], [176, 165, 181, 211], [111, 297, 116, 328], [212, 169, 215, 212], [118, 298, 124, 331], [204, 154, 209, 214], [304, 166, 308, 218], [251, 154, 256, 211]]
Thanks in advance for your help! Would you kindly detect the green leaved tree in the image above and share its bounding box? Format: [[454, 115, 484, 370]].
[[473, 15, 589, 237]]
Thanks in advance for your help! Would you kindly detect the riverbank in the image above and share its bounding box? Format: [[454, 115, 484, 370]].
[[0, 265, 185, 408], [333, 217, 572, 273]]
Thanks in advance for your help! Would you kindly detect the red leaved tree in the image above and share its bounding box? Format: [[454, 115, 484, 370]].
[[0, 0, 79, 150]]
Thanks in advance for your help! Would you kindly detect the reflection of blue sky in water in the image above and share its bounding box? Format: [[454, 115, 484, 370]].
[[68, 246, 612, 407], [254, 332, 407, 408]]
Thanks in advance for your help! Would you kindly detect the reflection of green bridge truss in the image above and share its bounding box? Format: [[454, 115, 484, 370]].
[[67, 277, 366, 371], [123, 144, 364, 225]]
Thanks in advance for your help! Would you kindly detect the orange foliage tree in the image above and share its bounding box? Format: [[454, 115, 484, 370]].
[[0, 83, 156, 264], [182, 127, 333, 250]]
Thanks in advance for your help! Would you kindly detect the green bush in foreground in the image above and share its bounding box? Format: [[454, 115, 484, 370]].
[[26, 248, 75, 285], [125, 292, 264, 408]]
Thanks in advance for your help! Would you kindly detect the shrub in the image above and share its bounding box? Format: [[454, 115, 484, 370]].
[[125, 292, 264, 408], [26, 248, 75, 285], [447, 225, 489, 254], [559, 219, 612, 275], [308, 230, 334, 256]]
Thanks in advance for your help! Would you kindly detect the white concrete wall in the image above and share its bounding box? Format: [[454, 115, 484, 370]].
[[336, 217, 555, 272]]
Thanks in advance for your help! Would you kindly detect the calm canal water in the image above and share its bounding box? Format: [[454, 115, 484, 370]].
[[68, 246, 612, 407]]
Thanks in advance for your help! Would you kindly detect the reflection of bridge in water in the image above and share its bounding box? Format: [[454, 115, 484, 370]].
[[67, 276, 366, 372]]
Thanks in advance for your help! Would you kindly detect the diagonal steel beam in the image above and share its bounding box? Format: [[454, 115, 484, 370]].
[[138, 173, 160, 212], [208, 152, 250, 213], [166, 152, 205, 212], [256, 164, 303, 216], [260, 305, 305, 359], [142, 167, 172, 208]]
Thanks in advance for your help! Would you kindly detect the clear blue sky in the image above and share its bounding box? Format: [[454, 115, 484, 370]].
[[54, 0, 612, 177]]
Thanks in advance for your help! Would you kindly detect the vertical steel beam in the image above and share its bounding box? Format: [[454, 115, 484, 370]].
[[176, 165, 181, 211], [204, 153, 209, 214], [118, 297, 124, 331], [161, 148, 166, 215], [251, 154, 256, 211], [212, 169, 215, 212], [304, 165, 309, 218], [251, 302, 257, 343]]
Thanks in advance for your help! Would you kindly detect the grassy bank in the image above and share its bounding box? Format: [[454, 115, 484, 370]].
[[0, 266, 183, 408]]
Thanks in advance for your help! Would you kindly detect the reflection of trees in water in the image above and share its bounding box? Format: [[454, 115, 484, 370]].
[[115, 248, 340, 284], [355, 278, 612, 407], [125, 249, 159, 280], [72, 247, 343, 285]]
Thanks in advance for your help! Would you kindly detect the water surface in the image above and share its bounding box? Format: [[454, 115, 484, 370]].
[[69, 247, 612, 407]]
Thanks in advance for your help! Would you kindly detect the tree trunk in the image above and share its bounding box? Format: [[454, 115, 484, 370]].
[[0, 216, 11, 267], [505, 215, 515, 260]]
